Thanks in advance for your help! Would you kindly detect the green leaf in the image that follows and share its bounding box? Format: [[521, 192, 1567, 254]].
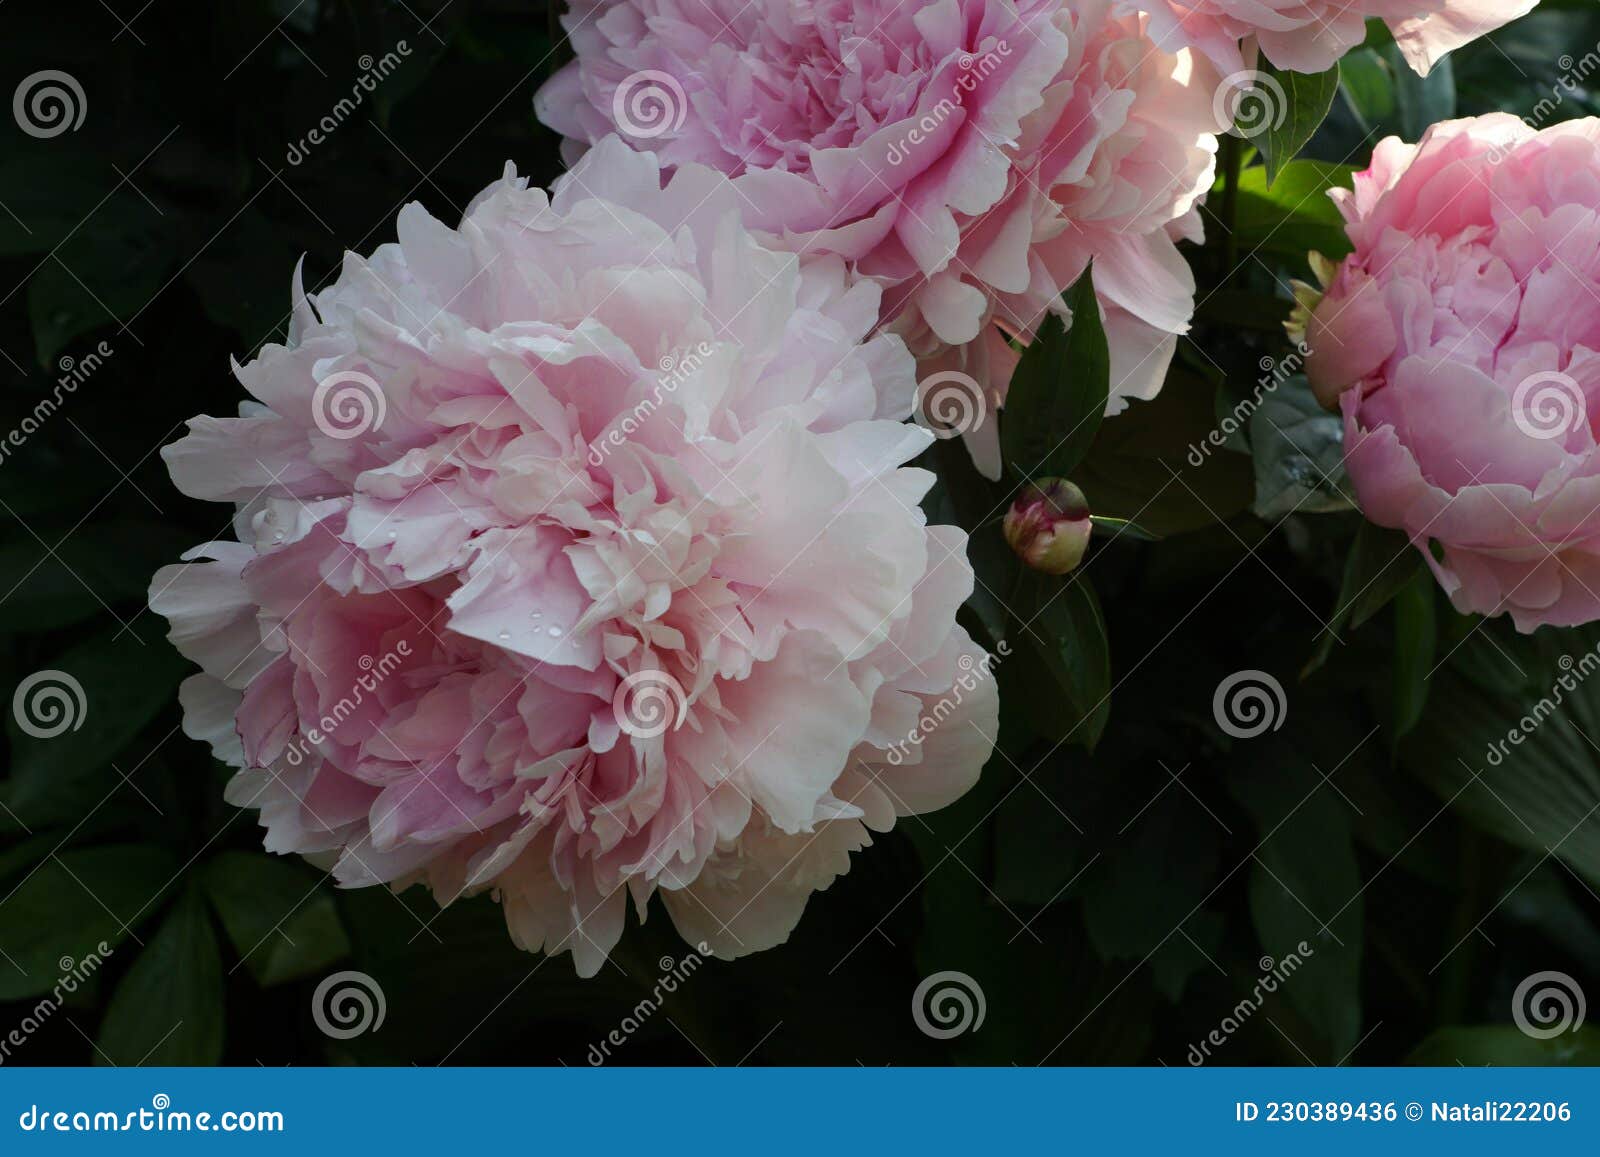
[[1229, 748, 1364, 1061], [204, 850, 351, 987], [97, 884, 224, 1065], [1410, 1026, 1600, 1066], [1229, 161, 1356, 263], [1075, 366, 1254, 538], [1245, 62, 1341, 187], [0, 843, 178, 1000], [3, 628, 188, 831], [0, 155, 113, 258], [184, 208, 308, 351], [1337, 49, 1396, 134], [1080, 790, 1223, 1003], [1402, 622, 1600, 890], [0, 522, 198, 634], [1009, 570, 1111, 751], [27, 218, 176, 367], [1388, 44, 1455, 142], [1390, 571, 1435, 744], [1249, 374, 1352, 520], [1305, 520, 1425, 677], [1000, 265, 1109, 479]]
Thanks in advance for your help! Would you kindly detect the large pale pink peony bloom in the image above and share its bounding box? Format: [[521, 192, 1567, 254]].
[[149, 137, 997, 975], [536, 0, 1222, 478], [1305, 115, 1600, 632], [1119, 0, 1538, 76]]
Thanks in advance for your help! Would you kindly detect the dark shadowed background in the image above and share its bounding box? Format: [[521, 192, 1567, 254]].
[[1, 0, 1599, 1066]]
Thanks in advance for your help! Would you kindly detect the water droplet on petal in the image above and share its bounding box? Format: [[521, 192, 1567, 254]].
[[547, 626, 563, 638], [497, 629, 512, 641]]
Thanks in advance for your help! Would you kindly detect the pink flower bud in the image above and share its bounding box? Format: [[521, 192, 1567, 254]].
[[1003, 479, 1092, 575]]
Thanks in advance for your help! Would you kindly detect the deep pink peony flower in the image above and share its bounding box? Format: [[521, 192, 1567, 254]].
[[1306, 115, 1600, 632], [1119, 0, 1538, 76], [536, 0, 1222, 477], [149, 138, 997, 975]]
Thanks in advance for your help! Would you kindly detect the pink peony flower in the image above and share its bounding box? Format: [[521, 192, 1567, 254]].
[[1306, 115, 1600, 632], [536, 0, 1222, 478], [1120, 0, 1538, 76], [149, 137, 997, 975]]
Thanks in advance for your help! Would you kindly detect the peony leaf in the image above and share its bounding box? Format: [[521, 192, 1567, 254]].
[[1074, 366, 1254, 538], [1227, 160, 1355, 262], [1409, 1026, 1600, 1066], [1228, 748, 1364, 1061], [0, 521, 198, 634], [1403, 620, 1600, 891], [1248, 374, 1352, 520], [1009, 569, 1111, 751], [0, 843, 178, 1000], [97, 883, 224, 1065], [1249, 62, 1341, 188], [1000, 264, 1109, 481], [203, 851, 351, 988], [1388, 44, 1455, 142], [2, 626, 188, 832], [1305, 520, 1426, 677], [1390, 571, 1436, 745]]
